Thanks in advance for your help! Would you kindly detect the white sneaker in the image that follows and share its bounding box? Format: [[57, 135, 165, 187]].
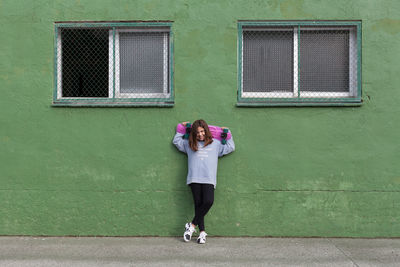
[[183, 223, 196, 242], [197, 231, 207, 244]]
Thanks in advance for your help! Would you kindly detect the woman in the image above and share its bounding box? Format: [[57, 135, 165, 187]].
[[172, 119, 235, 244]]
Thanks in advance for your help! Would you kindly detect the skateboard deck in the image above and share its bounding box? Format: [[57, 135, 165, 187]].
[[176, 123, 231, 142]]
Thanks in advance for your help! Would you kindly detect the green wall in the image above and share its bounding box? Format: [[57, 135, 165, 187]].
[[1, 0, 400, 237]]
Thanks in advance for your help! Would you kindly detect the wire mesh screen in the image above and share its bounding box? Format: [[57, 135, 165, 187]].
[[242, 29, 293, 95], [300, 29, 350, 95], [60, 28, 110, 97], [240, 25, 359, 101], [119, 32, 168, 95], [57, 26, 171, 101]]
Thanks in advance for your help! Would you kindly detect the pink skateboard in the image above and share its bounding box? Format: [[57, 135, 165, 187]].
[[176, 123, 231, 144]]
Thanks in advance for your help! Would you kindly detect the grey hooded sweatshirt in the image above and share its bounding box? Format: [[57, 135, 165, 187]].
[[172, 131, 235, 188]]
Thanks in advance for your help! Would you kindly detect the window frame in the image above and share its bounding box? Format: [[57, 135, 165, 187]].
[[237, 20, 362, 107], [53, 21, 174, 107]]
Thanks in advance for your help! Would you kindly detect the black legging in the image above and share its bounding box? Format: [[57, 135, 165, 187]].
[[190, 183, 214, 232]]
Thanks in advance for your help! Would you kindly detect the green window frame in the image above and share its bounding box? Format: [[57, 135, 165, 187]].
[[237, 21, 362, 107], [53, 21, 174, 107]]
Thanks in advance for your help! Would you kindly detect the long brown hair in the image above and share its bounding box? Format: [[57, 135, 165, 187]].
[[189, 119, 213, 152]]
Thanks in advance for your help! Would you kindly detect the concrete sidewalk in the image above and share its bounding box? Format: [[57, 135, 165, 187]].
[[0, 236, 399, 266]]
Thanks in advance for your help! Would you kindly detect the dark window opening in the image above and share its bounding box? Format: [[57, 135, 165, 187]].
[[61, 29, 109, 97]]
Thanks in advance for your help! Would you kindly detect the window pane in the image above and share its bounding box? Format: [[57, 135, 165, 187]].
[[242, 29, 293, 93], [300, 30, 349, 92], [119, 32, 167, 94], [61, 29, 109, 97]]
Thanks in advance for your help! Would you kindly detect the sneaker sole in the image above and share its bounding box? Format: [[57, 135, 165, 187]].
[[184, 234, 191, 242]]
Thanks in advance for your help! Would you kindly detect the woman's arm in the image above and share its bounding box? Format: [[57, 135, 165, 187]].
[[172, 122, 189, 154]]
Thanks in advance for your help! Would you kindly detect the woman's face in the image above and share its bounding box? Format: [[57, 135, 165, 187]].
[[196, 127, 205, 141]]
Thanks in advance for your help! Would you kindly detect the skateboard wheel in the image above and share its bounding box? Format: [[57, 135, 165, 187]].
[[183, 123, 191, 139], [221, 128, 228, 144]]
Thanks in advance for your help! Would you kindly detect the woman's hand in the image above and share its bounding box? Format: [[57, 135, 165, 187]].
[[182, 121, 190, 127], [221, 127, 228, 130]]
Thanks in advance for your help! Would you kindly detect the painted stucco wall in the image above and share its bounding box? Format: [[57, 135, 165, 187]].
[[1, 0, 399, 237]]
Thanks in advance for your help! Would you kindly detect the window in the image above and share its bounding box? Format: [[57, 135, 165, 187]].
[[237, 21, 361, 106], [53, 22, 173, 107]]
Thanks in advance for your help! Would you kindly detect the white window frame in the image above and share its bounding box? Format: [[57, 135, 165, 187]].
[[113, 29, 170, 99], [240, 26, 358, 99], [56, 27, 171, 100]]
